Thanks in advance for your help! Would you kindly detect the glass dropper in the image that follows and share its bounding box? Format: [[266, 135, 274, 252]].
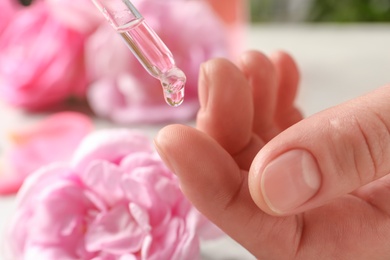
[[90, 0, 186, 107]]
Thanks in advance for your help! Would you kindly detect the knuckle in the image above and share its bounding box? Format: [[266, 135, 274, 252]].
[[348, 110, 390, 183], [325, 108, 390, 187]]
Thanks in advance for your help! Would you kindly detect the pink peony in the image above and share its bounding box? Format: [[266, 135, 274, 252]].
[[0, 112, 93, 195], [0, 2, 87, 110], [85, 0, 228, 124], [8, 129, 219, 259]]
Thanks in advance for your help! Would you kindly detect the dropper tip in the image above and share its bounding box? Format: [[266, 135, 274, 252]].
[[160, 67, 186, 107], [163, 87, 185, 107]]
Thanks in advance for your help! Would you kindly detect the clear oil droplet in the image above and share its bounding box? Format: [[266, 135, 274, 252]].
[[160, 67, 186, 107], [93, 1, 187, 107]]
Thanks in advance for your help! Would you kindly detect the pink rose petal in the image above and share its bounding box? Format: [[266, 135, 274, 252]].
[[86, 204, 146, 254], [8, 129, 221, 259], [0, 3, 87, 110], [72, 129, 152, 172], [0, 112, 92, 196]]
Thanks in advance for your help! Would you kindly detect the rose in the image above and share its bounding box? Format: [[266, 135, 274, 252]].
[[8, 129, 219, 259], [0, 112, 93, 195], [45, 0, 102, 33], [204, 0, 248, 58], [0, 2, 87, 110], [85, 0, 228, 124], [0, 0, 20, 35], [86, 74, 201, 123]]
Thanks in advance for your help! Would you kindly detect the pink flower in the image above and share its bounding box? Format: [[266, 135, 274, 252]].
[[0, 2, 87, 110], [0, 0, 20, 35], [8, 129, 219, 259], [205, 0, 248, 59], [85, 0, 228, 124], [0, 112, 93, 195], [45, 0, 103, 33]]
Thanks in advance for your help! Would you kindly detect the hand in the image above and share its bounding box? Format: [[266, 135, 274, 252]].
[[154, 50, 390, 259]]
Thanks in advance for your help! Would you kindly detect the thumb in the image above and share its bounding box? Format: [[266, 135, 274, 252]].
[[249, 85, 390, 215]]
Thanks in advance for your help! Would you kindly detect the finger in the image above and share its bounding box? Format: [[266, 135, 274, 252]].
[[238, 51, 280, 141], [196, 58, 254, 155], [353, 174, 390, 216], [249, 85, 390, 215], [154, 125, 300, 259], [271, 51, 303, 129]]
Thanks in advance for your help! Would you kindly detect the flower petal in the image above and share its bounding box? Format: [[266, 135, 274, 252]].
[[122, 177, 152, 208], [0, 175, 24, 195], [24, 245, 75, 260], [28, 180, 91, 245], [1, 112, 92, 195], [146, 218, 183, 259], [72, 129, 152, 171], [45, 0, 102, 33], [15, 163, 72, 207], [120, 152, 161, 173], [86, 204, 146, 255], [82, 160, 124, 206], [7, 129, 213, 259], [129, 203, 150, 232], [0, 3, 87, 110], [171, 232, 200, 260]]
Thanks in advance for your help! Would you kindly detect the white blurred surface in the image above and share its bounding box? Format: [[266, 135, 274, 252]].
[[1, 24, 390, 259], [248, 24, 390, 116]]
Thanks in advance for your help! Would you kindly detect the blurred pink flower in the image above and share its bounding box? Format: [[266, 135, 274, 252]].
[[8, 129, 219, 259], [0, 112, 93, 195], [0, 0, 20, 35], [205, 0, 248, 59], [0, 2, 87, 110], [45, 0, 103, 33], [85, 0, 228, 124]]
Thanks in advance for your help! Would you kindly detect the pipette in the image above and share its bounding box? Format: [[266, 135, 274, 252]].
[[91, 0, 186, 107]]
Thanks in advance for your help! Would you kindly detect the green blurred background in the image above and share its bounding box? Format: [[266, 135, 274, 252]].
[[250, 0, 390, 22]]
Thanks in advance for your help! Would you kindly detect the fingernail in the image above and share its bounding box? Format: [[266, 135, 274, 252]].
[[261, 150, 321, 213]]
